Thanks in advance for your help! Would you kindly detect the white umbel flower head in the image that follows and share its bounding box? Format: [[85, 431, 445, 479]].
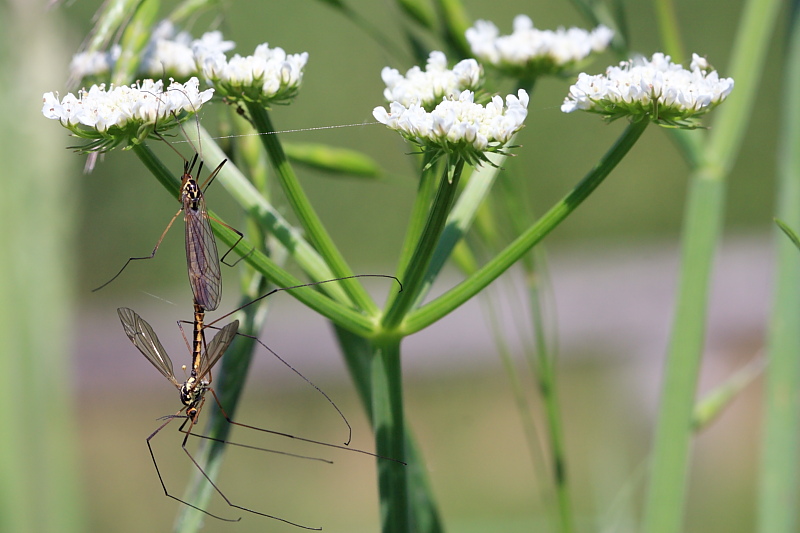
[[381, 51, 482, 109], [140, 21, 235, 80], [561, 53, 734, 128], [69, 46, 121, 85], [196, 42, 308, 105], [466, 15, 613, 77], [374, 89, 528, 166], [42, 77, 213, 152]]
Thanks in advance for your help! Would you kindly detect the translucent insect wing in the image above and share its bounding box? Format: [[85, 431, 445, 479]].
[[184, 190, 222, 311], [197, 320, 239, 380], [118, 307, 180, 387]]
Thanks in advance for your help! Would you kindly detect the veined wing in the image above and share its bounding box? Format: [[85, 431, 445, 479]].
[[184, 190, 221, 311], [197, 320, 239, 381], [118, 307, 180, 388]]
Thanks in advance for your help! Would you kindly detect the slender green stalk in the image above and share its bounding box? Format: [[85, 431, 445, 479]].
[[653, 0, 686, 62], [757, 6, 800, 532], [395, 160, 440, 281], [416, 151, 504, 304], [527, 271, 572, 533], [244, 103, 374, 313], [403, 119, 648, 335], [383, 159, 465, 329], [642, 172, 724, 533], [643, 0, 782, 530], [112, 0, 158, 85], [370, 338, 409, 533]]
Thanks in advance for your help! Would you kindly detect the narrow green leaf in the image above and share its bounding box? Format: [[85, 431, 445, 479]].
[[284, 142, 382, 179], [774, 218, 800, 252]]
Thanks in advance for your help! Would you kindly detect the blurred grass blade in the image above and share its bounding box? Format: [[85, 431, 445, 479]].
[[692, 355, 766, 431], [168, 0, 223, 23], [0, 3, 86, 532], [642, 0, 783, 531], [83, 0, 143, 52], [395, 0, 435, 29], [431, 0, 471, 56], [112, 0, 159, 85], [758, 5, 800, 533]]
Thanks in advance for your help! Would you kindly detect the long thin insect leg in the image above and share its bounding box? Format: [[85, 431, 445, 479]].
[[206, 275, 404, 327], [176, 412, 322, 530], [92, 207, 183, 292], [235, 329, 353, 445], [145, 413, 241, 522], [177, 317, 353, 445], [211, 214, 251, 268], [208, 389, 406, 465], [182, 427, 333, 464]]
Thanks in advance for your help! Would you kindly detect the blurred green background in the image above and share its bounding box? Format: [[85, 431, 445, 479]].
[[10, 0, 779, 531]]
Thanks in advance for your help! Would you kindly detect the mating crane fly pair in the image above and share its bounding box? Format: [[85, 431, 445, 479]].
[[98, 93, 402, 528]]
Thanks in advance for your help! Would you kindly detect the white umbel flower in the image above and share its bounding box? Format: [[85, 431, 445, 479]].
[[42, 77, 213, 152], [196, 42, 308, 105], [466, 15, 613, 77], [561, 53, 734, 128], [374, 89, 528, 165], [141, 21, 236, 79], [381, 51, 482, 109], [69, 46, 121, 83]]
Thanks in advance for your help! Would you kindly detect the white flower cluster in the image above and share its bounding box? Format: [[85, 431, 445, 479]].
[[374, 89, 528, 164], [69, 46, 121, 83], [561, 53, 734, 127], [69, 21, 234, 83], [466, 15, 613, 76], [140, 21, 235, 78], [195, 43, 308, 105], [380, 51, 482, 109], [42, 78, 213, 152]]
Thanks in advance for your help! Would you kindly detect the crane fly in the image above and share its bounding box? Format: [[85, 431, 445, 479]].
[[94, 152, 241, 311], [118, 304, 403, 527]]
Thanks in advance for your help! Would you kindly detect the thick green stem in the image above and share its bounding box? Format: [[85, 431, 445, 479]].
[[370, 339, 409, 533], [333, 327, 444, 532], [245, 103, 374, 313], [403, 120, 648, 335]]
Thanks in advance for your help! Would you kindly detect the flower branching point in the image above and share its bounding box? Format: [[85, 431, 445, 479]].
[[561, 53, 734, 128], [42, 77, 213, 152], [466, 14, 613, 79]]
